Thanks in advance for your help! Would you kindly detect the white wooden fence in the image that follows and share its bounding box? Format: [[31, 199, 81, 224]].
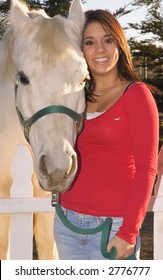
[[0, 144, 163, 260]]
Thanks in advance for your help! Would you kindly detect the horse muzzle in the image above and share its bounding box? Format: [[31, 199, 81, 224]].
[[37, 152, 77, 193]]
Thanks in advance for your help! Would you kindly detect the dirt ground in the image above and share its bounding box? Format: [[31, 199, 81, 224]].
[[140, 212, 153, 260]]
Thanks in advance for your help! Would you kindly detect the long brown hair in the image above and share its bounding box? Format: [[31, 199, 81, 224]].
[[83, 10, 141, 101]]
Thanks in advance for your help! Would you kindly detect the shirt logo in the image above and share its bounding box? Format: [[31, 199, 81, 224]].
[[113, 117, 121, 121]]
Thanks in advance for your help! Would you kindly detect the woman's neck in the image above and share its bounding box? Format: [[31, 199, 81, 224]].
[[93, 73, 121, 92]]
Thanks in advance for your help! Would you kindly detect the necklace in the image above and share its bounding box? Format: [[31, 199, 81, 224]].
[[93, 85, 111, 96]]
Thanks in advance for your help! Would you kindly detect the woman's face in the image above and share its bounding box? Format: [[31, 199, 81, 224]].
[[83, 22, 120, 78]]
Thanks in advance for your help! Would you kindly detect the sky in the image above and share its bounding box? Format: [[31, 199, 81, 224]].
[[82, 0, 148, 40], [0, 0, 158, 41]]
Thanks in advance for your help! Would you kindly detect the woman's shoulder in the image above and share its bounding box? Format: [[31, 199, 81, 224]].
[[123, 81, 157, 108], [124, 81, 152, 99], [126, 81, 150, 92]]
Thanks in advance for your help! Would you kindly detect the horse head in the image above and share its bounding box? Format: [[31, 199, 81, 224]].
[[9, 0, 88, 193]]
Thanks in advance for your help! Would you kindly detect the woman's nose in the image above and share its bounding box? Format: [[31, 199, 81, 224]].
[[96, 42, 105, 52]]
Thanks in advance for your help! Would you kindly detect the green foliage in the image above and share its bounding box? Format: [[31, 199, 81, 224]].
[[42, 0, 72, 17], [0, 0, 86, 17], [0, 0, 74, 37], [129, 38, 163, 100], [0, 0, 10, 15], [129, 0, 163, 42], [126, 0, 163, 107]]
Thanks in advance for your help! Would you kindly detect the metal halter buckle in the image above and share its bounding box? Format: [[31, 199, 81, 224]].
[[51, 192, 60, 206]]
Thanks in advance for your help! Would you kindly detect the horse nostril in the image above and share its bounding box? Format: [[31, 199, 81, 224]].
[[65, 154, 77, 178], [38, 152, 77, 190], [70, 154, 77, 174], [39, 155, 48, 177]]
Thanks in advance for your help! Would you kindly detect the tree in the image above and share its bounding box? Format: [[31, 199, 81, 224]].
[[0, 0, 10, 16], [0, 0, 85, 37], [130, 39, 163, 102], [130, 40, 163, 78], [43, 0, 75, 17], [0, 0, 86, 17], [124, 0, 163, 102], [129, 0, 163, 43]]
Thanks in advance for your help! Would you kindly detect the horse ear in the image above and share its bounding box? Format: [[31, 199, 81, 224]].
[[10, 0, 30, 27], [68, 0, 85, 31]]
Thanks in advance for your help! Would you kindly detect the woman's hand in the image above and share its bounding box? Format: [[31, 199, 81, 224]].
[[107, 235, 135, 260]]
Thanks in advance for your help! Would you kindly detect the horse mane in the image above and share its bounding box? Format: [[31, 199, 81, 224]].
[[0, 0, 30, 81], [35, 15, 72, 65], [0, 24, 16, 81], [0, 6, 74, 80]]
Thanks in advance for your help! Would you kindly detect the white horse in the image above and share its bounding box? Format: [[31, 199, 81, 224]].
[[0, 0, 87, 259]]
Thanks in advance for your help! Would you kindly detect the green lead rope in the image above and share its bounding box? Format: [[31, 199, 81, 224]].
[[55, 204, 136, 260]]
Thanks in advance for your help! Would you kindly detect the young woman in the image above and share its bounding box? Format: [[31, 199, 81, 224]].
[[54, 9, 159, 260]]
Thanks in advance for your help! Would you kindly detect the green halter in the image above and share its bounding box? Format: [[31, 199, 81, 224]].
[[15, 80, 86, 142]]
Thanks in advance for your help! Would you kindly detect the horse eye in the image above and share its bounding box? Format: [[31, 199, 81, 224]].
[[18, 71, 30, 85]]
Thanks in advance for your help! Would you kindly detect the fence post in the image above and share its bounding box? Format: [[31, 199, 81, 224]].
[[10, 144, 33, 260], [153, 146, 163, 260]]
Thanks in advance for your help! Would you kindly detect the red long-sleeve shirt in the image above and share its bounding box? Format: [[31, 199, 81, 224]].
[[61, 82, 159, 244]]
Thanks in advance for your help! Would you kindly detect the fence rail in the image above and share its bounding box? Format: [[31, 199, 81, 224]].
[[0, 144, 163, 260]]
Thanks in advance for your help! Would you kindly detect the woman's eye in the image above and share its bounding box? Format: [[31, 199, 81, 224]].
[[105, 38, 113, 44], [84, 40, 94, 46], [105, 39, 112, 43]]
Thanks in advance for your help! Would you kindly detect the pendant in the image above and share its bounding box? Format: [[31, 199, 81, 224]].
[[94, 91, 103, 96]]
